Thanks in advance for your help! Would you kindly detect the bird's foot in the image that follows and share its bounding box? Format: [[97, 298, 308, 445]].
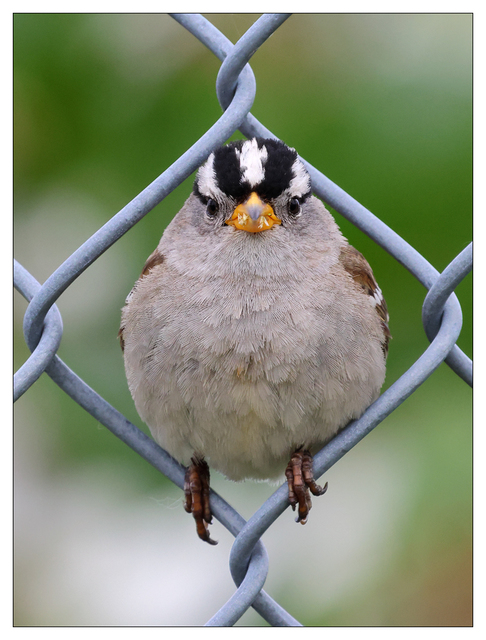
[[183, 456, 218, 545], [285, 449, 328, 524]]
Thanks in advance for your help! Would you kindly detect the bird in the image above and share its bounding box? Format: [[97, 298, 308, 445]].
[[119, 137, 390, 545]]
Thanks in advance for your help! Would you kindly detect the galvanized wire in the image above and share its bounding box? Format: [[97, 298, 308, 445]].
[[14, 13, 472, 627]]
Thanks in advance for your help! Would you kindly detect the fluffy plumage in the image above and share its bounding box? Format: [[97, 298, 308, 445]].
[[120, 138, 389, 541]]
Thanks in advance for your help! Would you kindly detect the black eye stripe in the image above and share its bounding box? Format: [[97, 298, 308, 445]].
[[213, 146, 247, 199], [254, 140, 297, 199]]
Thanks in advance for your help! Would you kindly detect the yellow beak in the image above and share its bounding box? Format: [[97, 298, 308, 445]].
[[226, 192, 281, 233]]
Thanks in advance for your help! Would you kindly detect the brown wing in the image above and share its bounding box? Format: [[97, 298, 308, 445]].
[[139, 250, 165, 278], [339, 244, 391, 356], [118, 249, 165, 352]]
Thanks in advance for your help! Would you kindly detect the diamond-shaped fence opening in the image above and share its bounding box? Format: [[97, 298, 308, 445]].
[[14, 14, 472, 626]]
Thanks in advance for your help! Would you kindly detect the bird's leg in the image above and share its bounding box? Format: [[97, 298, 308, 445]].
[[183, 456, 218, 545], [285, 448, 328, 524]]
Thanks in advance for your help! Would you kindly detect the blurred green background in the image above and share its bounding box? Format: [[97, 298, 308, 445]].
[[13, 14, 472, 626]]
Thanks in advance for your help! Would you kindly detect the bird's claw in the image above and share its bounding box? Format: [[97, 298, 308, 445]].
[[285, 449, 328, 524], [183, 457, 218, 545]]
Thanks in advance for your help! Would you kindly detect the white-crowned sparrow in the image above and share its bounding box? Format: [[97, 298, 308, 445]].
[[120, 138, 390, 544]]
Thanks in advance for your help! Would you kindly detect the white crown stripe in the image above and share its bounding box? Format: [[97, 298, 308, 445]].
[[289, 159, 311, 198], [196, 153, 225, 200], [238, 139, 268, 187]]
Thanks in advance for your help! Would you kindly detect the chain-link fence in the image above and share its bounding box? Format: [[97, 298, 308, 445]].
[[14, 13, 472, 626]]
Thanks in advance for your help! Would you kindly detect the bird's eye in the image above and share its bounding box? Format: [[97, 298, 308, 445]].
[[206, 199, 219, 217], [288, 197, 302, 217]]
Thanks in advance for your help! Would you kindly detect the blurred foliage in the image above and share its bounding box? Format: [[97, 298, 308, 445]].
[[14, 13, 472, 626]]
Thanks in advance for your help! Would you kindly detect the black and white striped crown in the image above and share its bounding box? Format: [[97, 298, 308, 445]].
[[194, 138, 312, 204]]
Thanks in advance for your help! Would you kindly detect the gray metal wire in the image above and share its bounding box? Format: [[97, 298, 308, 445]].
[[13, 13, 472, 627]]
